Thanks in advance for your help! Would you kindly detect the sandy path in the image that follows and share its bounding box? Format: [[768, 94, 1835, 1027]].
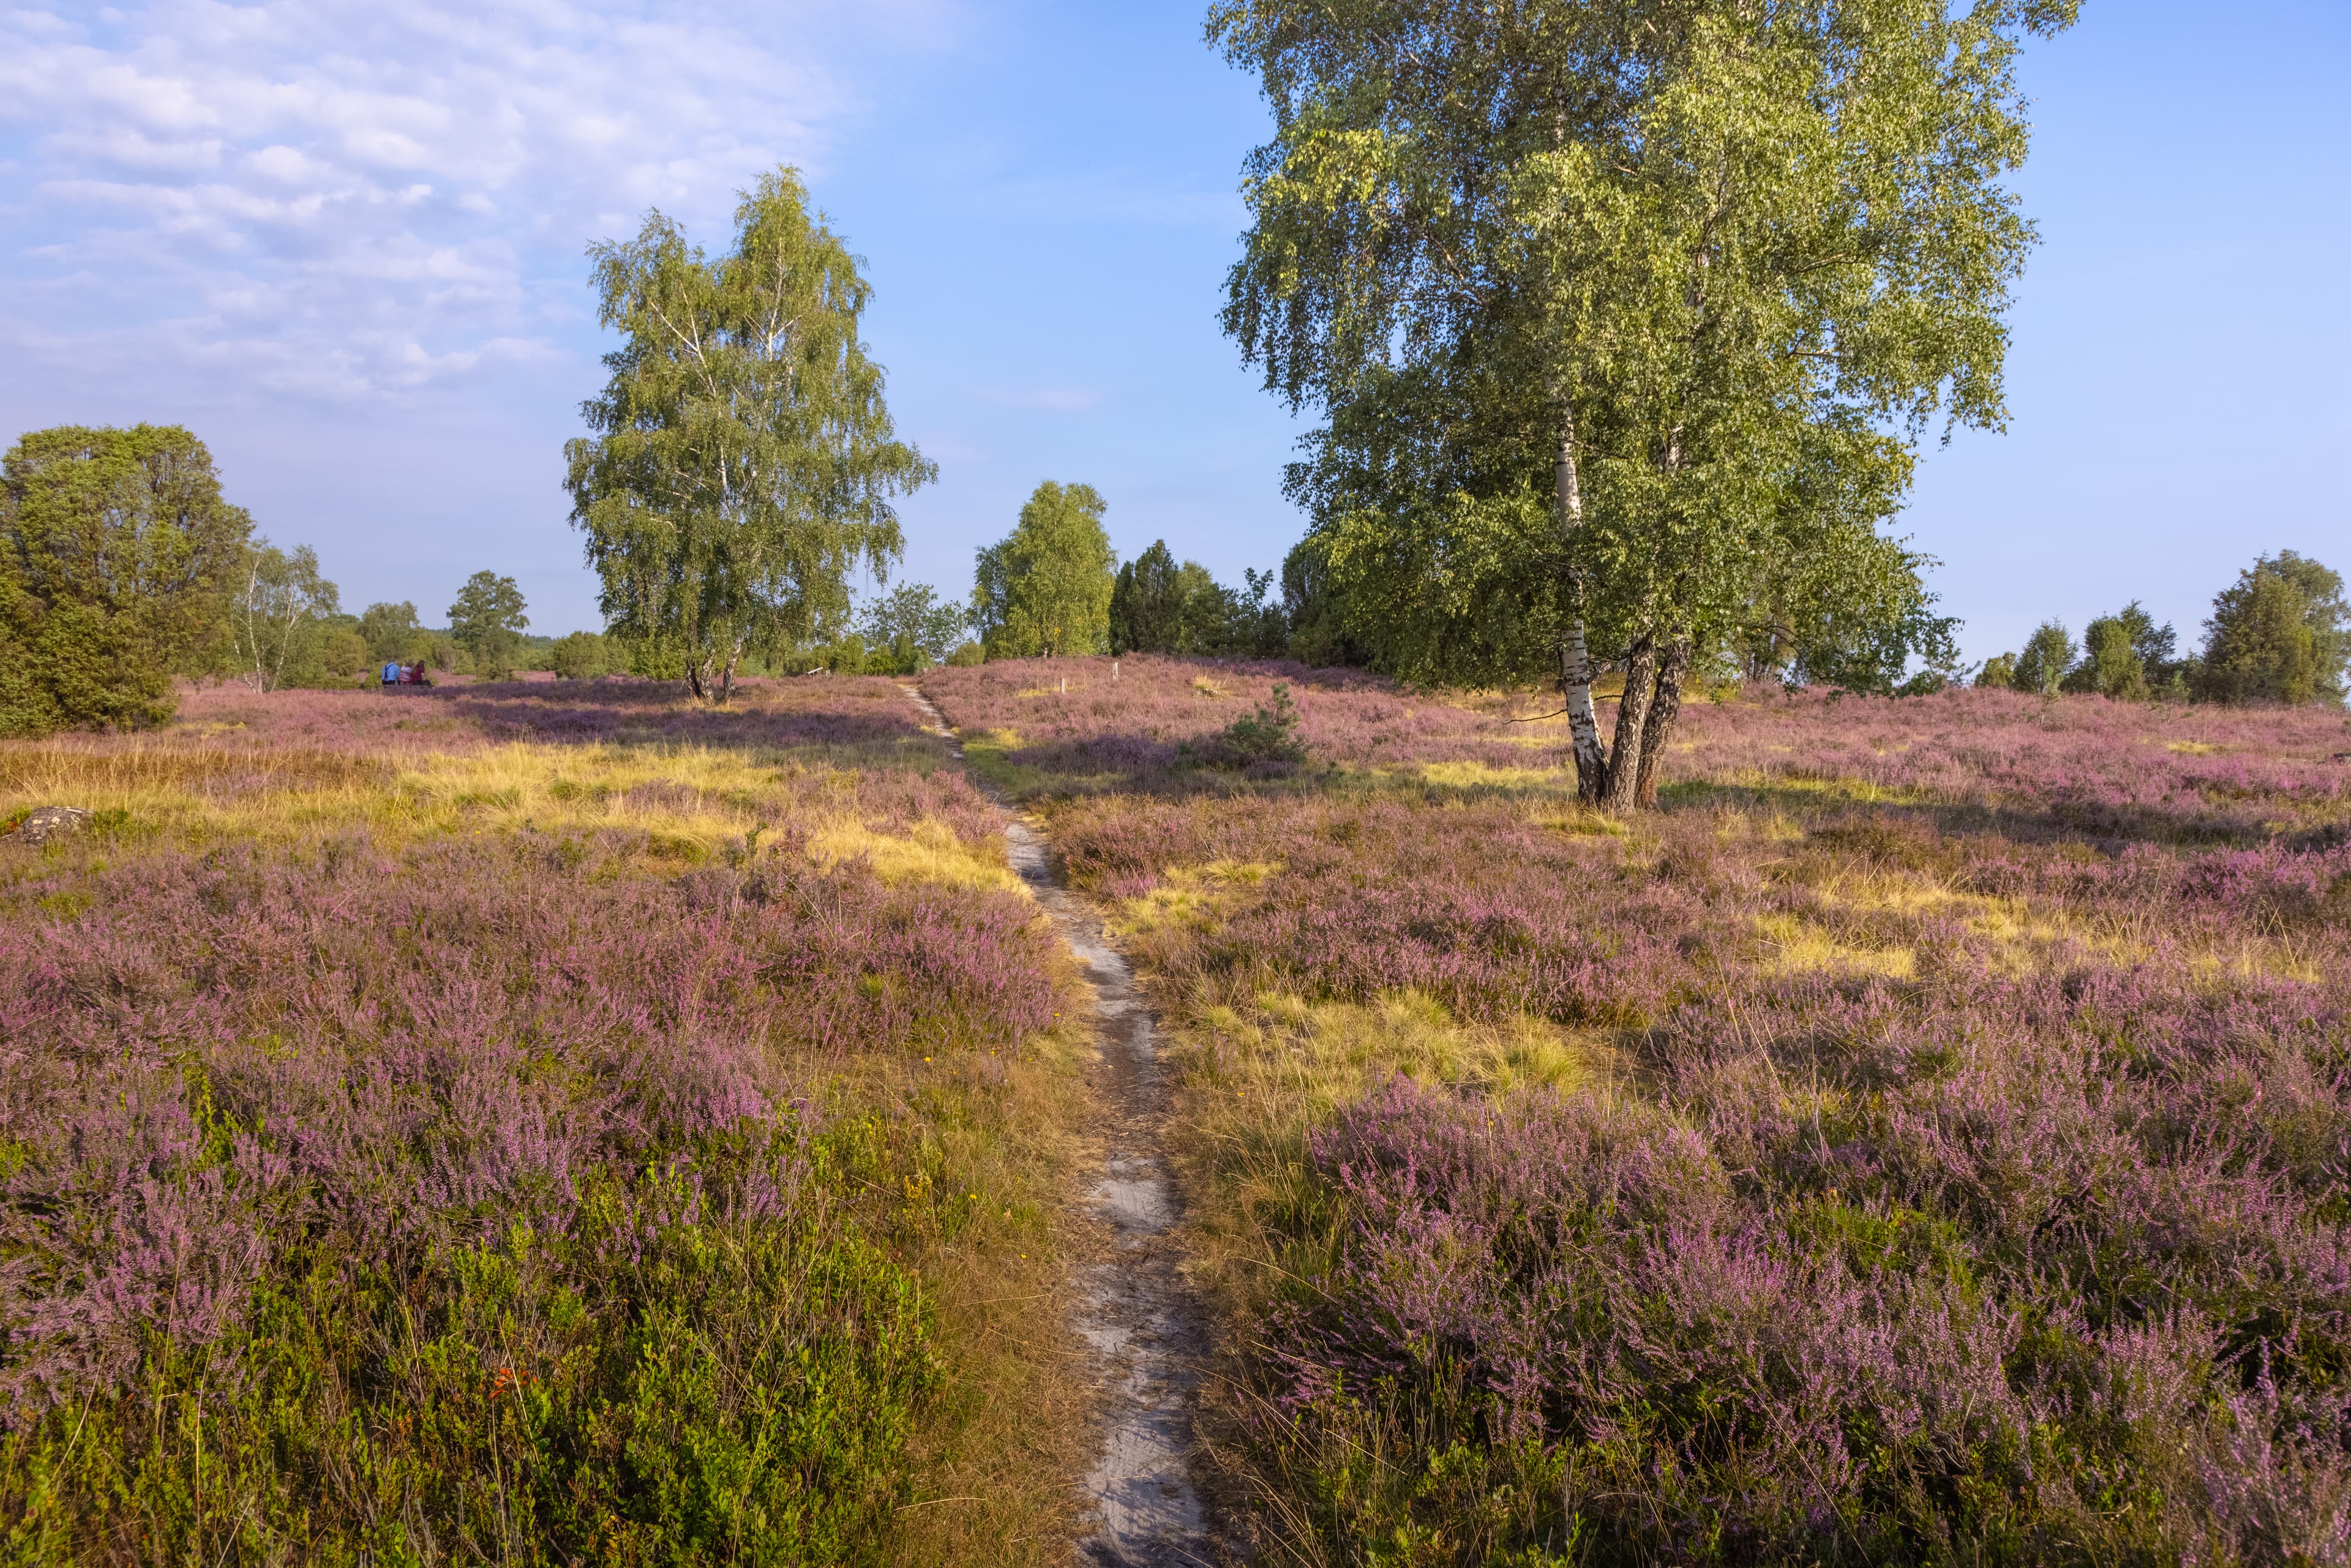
[[898, 685, 1216, 1567]]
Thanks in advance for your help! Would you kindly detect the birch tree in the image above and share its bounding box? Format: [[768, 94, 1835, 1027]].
[[564, 168, 935, 702], [970, 482, 1115, 659], [1216, 0, 2075, 807], [233, 539, 339, 692]]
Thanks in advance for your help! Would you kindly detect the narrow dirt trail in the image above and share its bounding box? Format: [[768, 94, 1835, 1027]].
[[898, 685, 1217, 1567]]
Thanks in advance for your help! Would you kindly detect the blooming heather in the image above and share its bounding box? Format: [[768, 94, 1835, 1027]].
[[0, 677, 1062, 1562], [929, 655, 2351, 1563]]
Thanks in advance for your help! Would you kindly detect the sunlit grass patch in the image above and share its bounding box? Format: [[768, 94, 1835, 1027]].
[[0, 736, 1028, 895], [1669, 770, 1940, 808], [1192, 989, 1599, 1109], [1408, 759, 1572, 791], [1532, 806, 1627, 838], [1166, 987, 1614, 1354], [955, 728, 1063, 801], [1752, 910, 1919, 978], [2165, 740, 2230, 755], [814, 817, 1024, 894], [1113, 859, 1280, 937]]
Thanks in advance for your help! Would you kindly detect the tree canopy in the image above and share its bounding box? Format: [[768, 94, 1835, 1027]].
[[2196, 551, 2349, 706], [1, 424, 252, 735], [231, 539, 342, 693], [564, 167, 934, 702], [1217, 0, 2075, 806], [359, 601, 424, 664], [971, 482, 1115, 659], [448, 571, 529, 678], [855, 582, 969, 672]]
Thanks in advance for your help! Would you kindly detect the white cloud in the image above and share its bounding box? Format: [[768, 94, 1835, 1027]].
[[0, 0, 921, 404]]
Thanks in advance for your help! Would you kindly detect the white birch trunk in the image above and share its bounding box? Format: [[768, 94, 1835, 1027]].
[[1553, 405, 1609, 803]]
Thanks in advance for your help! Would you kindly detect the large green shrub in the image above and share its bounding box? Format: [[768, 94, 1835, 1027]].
[[550, 629, 612, 679], [2194, 551, 2349, 705], [0, 426, 252, 735]]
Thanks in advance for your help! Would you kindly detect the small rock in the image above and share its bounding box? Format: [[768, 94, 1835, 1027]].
[[9, 806, 92, 847]]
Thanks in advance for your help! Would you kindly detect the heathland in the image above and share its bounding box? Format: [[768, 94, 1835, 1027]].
[[928, 655, 2351, 1565], [0, 676, 1100, 1564], [7, 658, 2351, 1565]]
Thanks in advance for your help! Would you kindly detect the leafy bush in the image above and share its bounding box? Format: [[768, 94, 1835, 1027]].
[[2195, 550, 2349, 705], [2068, 613, 2148, 699], [1208, 682, 1309, 770], [943, 640, 984, 668], [2010, 620, 2075, 696], [1, 425, 252, 735], [359, 600, 425, 664], [550, 629, 612, 679]]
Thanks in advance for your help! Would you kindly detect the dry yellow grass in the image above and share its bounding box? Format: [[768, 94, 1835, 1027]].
[[0, 738, 1023, 892]]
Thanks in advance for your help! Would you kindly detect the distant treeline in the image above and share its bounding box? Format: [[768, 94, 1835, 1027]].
[[8, 426, 2343, 740], [0, 425, 603, 737], [1979, 552, 2348, 705]]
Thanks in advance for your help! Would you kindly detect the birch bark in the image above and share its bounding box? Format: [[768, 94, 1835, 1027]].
[[1553, 406, 1609, 804], [1632, 629, 1693, 808], [1602, 632, 1658, 814]]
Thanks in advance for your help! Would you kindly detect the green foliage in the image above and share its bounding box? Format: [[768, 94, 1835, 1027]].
[[1109, 542, 1287, 658], [1279, 534, 1365, 668], [231, 539, 343, 692], [1207, 683, 1309, 770], [315, 625, 371, 685], [0, 1137, 939, 1564], [550, 630, 612, 680], [970, 482, 1114, 659], [856, 582, 968, 672], [2194, 550, 2349, 705], [359, 600, 424, 663], [2068, 616, 2148, 700], [1976, 652, 2018, 690], [1213, 0, 2069, 783], [2012, 621, 2077, 696], [566, 167, 935, 703], [449, 570, 530, 678], [2056, 601, 2175, 700], [942, 641, 984, 669], [0, 425, 253, 735]]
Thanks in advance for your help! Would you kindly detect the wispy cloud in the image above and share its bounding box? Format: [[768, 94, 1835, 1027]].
[[0, 0, 907, 404]]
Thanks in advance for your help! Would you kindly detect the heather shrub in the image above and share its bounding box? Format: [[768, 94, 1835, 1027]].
[[0, 799, 1060, 1557], [2, 1139, 939, 1564], [924, 655, 2351, 1564]]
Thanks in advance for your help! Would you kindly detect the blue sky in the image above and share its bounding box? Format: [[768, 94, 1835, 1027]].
[[2, 1, 2345, 663]]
